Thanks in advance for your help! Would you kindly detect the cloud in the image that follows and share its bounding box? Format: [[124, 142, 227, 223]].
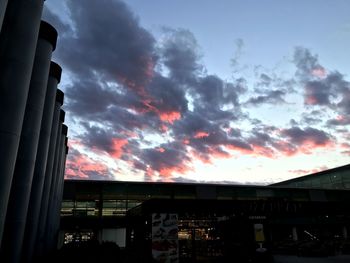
[[293, 48, 350, 115], [43, 1, 350, 182], [160, 28, 203, 84], [304, 80, 332, 105], [288, 165, 328, 176], [65, 149, 113, 180], [61, 0, 155, 90], [293, 47, 326, 80], [139, 141, 192, 179], [245, 89, 286, 106], [278, 127, 334, 155]]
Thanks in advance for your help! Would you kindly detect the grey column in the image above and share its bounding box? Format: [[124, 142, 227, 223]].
[[52, 140, 69, 250], [35, 108, 65, 257], [22, 62, 62, 263], [0, 21, 58, 263], [46, 125, 68, 252], [292, 227, 298, 241], [0, 0, 44, 247], [0, 0, 8, 32]]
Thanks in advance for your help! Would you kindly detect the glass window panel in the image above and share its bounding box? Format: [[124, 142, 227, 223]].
[[127, 184, 153, 199], [127, 201, 142, 210], [235, 188, 256, 200], [61, 201, 74, 208], [173, 185, 196, 199], [103, 184, 128, 199], [103, 200, 117, 208], [217, 187, 235, 200]]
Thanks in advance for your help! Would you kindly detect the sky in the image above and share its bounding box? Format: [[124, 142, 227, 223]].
[[43, 0, 350, 184]]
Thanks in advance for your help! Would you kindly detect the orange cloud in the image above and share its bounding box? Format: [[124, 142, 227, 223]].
[[298, 139, 334, 155], [251, 145, 276, 158], [193, 131, 210, 139], [156, 147, 165, 153], [146, 162, 193, 181], [110, 138, 129, 158], [159, 111, 181, 124]]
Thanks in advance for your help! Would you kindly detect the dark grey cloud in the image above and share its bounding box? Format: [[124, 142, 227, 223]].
[[78, 124, 116, 153], [245, 89, 286, 106], [139, 141, 191, 177], [300, 110, 323, 126], [281, 127, 332, 146], [327, 116, 350, 126], [60, 0, 156, 90], [160, 28, 203, 84], [304, 80, 332, 105], [65, 80, 122, 117], [257, 73, 272, 87], [292, 47, 350, 131], [146, 74, 188, 115], [293, 47, 325, 80]]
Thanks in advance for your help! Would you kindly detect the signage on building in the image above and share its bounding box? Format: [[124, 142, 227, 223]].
[[152, 213, 179, 263]]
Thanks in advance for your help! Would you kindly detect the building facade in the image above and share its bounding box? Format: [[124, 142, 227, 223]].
[[60, 168, 350, 262]]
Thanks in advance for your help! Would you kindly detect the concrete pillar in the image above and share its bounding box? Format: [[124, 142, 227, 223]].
[[0, 20, 57, 263], [35, 108, 65, 257], [53, 137, 69, 234], [0, 0, 45, 247], [292, 227, 298, 241], [22, 62, 62, 263], [53, 141, 69, 249], [0, 0, 8, 32], [46, 126, 68, 251], [343, 226, 348, 240]]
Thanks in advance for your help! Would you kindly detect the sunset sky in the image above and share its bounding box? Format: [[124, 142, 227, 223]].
[[43, 0, 350, 184]]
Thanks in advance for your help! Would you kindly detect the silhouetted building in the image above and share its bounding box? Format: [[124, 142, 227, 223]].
[[60, 164, 350, 262], [0, 2, 68, 262]]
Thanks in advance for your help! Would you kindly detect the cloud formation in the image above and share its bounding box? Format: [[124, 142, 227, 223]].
[[43, 1, 350, 182]]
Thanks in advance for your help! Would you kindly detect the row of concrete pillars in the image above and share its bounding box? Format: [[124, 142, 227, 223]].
[[0, 1, 68, 262]]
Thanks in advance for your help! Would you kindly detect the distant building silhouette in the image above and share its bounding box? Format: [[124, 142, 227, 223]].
[[60, 165, 350, 262], [0, 1, 68, 262]]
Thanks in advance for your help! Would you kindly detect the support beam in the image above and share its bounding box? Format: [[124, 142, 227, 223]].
[[0, 0, 45, 247], [22, 62, 62, 263], [35, 108, 65, 258], [1, 21, 57, 263], [46, 125, 68, 252]]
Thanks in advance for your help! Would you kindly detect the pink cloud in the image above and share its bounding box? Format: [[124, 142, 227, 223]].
[[159, 111, 181, 124], [193, 131, 210, 139], [65, 151, 110, 179], [110, 138, 129, 158]]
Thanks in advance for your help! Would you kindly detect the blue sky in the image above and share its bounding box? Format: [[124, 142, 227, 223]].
[[44, 0, 350, 184], [126, 0, 350, 76]]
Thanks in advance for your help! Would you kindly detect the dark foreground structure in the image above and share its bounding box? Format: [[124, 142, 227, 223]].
[[0, 1, 68, 262], [60, 164, 350, 262]]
